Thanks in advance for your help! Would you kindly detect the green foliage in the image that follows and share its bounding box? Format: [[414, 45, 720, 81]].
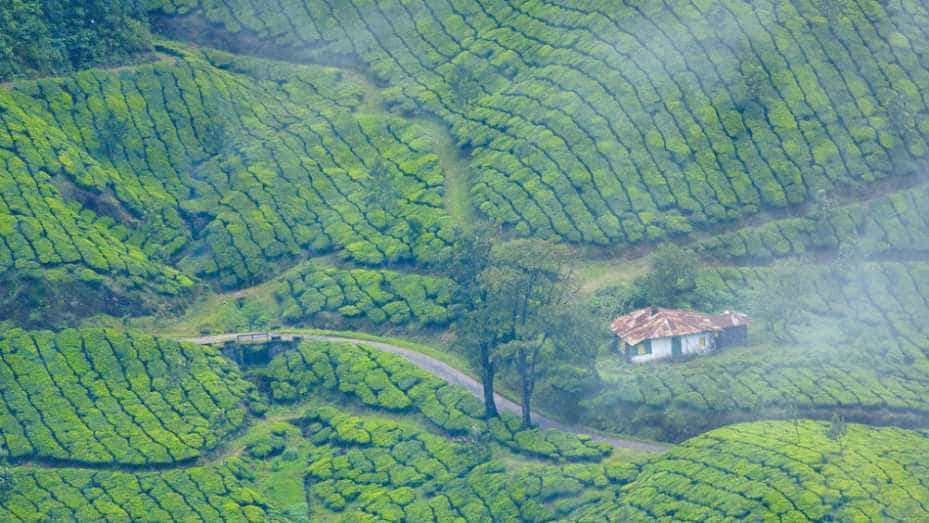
[[574, 421, 929, 522], [265, 340, 610, 461], [275, 262, 453, 328], [149, 0, 929, 245], [585, 260, 929, 441], [0, 328, 254, 464], [0, 0, 153, 81], [0, 459, 274, 522]]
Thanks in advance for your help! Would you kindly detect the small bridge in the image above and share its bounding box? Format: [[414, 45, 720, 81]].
[[190, 332, 304, 366]]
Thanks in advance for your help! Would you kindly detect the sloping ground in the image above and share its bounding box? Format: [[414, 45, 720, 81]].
[[0, 43, 454, 315], [0, 459, 276, 522], [574, 421, 929, 522], [588, 260, 929, 441], [150, 0, 929, 244], [697, 181, 929, 262], [0, 328, 255, 466], [181, 333, 667, 452]]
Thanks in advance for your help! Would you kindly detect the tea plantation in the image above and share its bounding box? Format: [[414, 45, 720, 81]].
[[587, 259, 929, 440], [574, 421, 929, 522], [2, 0, 929, 520], [1, 42, 455, 326], [0, 328, 254, 465], [149, 0, 929, 243]]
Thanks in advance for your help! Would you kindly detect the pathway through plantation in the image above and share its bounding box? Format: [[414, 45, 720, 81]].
[[181, 332, 669, 453]]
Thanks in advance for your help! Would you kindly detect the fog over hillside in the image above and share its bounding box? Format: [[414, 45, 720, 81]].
[[1, 1, 928, 521]]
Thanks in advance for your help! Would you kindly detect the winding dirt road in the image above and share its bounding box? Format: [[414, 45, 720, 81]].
[[179, 332, 669, 453]]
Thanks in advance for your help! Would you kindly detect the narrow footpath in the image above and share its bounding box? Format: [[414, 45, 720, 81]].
[[180, 332, 669, 453]]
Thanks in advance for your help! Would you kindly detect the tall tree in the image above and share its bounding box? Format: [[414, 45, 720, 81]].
[[481, 239, 573, 428], [447, 229, 500, 417]]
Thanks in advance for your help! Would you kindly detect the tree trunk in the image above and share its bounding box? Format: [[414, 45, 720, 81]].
[[479, 343, 498, 418], [518, 350, 532, 428]]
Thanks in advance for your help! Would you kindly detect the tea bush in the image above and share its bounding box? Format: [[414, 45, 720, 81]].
[[265, 340, 611, 461], [0, 328, 254, 465], [574, 421, 929, 522], [0, 458, 273, 522], [150, 0, 929, 244], [274, 263, 453, 327]]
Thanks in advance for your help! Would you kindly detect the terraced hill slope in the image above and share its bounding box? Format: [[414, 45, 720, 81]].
[[150, 0, 929, 243], [2, 1, 929, 521]]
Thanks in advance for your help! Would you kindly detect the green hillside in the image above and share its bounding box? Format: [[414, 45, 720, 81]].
[[2, 0, 929, 521], [0, 328, 254, 465], [149, 0, 929, 243], [575, 420, 929, 521]]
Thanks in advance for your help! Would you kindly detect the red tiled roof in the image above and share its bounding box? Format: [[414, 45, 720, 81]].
[[610, 307, 750, 346]]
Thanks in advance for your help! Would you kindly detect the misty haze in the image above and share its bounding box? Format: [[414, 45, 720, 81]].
[[1, 0, 928, 521]]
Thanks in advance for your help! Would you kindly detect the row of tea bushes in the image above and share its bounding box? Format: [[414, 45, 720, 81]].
[[573, 421, 929, 522], [0, 458, 273, 522], [150, 0, 929, 244], [697, 184, 929, 262], [274, 263, 453, 327], [0, 328, 254, 465], [264, 340, 611, 461]]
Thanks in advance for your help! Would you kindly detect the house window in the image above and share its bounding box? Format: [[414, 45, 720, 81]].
[[643, 339, 653, 355]]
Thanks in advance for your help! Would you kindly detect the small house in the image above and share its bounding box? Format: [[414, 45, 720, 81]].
[[609, 307, 750, 363]]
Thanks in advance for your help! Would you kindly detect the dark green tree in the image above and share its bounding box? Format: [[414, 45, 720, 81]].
[[634, 243, 698, 308], [481, 239, 573, 428], [448, 228, 499, 417]]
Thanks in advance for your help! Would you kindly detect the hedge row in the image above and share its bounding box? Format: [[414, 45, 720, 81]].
[[574, 421, 929, 522], [265, 340, 611, 461], [0, 458, 273, 522], [1, 44, 454, 289], [301, 406, 615, 522], [0, 328, 253, 465], [274, 263, 453, 327], [151, 0, 929, 244], [0, 123, 191, 297], [586, 260, 929, 441], [698, 184, 929, 262]]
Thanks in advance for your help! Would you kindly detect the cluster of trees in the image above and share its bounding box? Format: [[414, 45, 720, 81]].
[[0, 1, 152, 81], [274, 264, 453, 328], [0, 459, 273, 521], [447, 231, 602, 429], [264, 340, 610, 461], [159, 0, 929, 246], [574, 421, 929, 522], [0, 328, 254, 464], [698, 186, 929, 263]]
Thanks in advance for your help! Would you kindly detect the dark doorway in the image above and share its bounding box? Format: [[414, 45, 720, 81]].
[[672, 336, 682, 357]]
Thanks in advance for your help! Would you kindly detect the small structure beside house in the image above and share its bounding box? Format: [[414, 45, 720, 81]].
[[609, 307, 750, 363]]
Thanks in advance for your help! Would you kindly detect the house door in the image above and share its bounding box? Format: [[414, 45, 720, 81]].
[[672, 337, 682, 357]]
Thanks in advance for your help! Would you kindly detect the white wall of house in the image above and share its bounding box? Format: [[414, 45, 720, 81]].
[[628, 332, 716, 363], [681, 332, 714, 356], [629, 337, 671, 363]]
